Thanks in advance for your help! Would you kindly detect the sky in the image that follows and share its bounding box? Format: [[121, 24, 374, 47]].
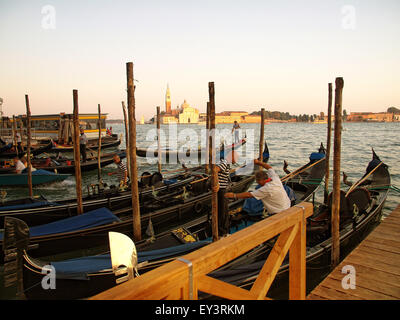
[[0, 0, 399, 120]]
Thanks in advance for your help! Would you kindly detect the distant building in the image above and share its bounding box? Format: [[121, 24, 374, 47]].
[[165, 84, 172, 114], [347, 112, 394, 122], [159, 85, 199, 124], [178, 100, 199, 124]]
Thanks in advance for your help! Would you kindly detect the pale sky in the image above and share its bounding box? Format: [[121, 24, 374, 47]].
[[0, 0, 399, 119]]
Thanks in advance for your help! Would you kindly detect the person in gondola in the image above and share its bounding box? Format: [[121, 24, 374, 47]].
[[79, 128, 88, 162], [15, 132, 23, 155], [213, 150, 238, 236], [232, 121, 240, 144], [225, 159, 291, 218], [108, 154, 128, 188], [13, 155, 26, 174]]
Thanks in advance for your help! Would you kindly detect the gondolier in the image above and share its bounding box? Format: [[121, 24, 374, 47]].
[[213, 150, 238, 236], [108, 154, 128, 187], [80, 128, 88, 162], [225, 159, 290, 217]]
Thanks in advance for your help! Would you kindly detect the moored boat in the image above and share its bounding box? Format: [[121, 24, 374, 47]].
[[9, 144, 326, 299]]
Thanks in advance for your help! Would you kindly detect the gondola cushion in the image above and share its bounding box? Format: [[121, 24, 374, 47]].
[[309, 152, 325, 162], [28, 207, 121, 237], [50, 241, 210, 280]]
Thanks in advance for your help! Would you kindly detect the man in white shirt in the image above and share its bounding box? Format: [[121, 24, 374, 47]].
[[225, 159, 291, 217]]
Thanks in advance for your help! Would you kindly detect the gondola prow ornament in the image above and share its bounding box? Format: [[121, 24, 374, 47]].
[[108, 231, 138, 284]]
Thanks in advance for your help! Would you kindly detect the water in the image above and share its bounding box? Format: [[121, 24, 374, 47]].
[[2, 122, 399, 218]]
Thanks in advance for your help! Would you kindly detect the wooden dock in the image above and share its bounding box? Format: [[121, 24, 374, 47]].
[[307, 204, 400, 300]]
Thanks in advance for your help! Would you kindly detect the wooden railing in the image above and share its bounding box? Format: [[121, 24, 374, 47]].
[[91, 202, 313, 300]]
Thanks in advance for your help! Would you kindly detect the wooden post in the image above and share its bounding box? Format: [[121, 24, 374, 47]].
[[122, 101, 130, 179], [156, 106, 161, 172], [97, 104, 102, 184], [208, 82, 218, 242], [25, 95, 33, 198], [12, 116, 18, 157], [331, 77, 344, 268], [258, 108, 265, 169], [324, 83, 333, 202], [205, 102, 210, 174], [72, 90, 83, 214], [126, 62, 141, 241]]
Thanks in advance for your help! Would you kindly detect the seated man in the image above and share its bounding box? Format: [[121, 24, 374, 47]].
[[14, 155, 26, 174], [225, 159, 291, 217]]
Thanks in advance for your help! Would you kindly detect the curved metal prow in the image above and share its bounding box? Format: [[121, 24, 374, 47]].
[[109, 232, 138, 284]]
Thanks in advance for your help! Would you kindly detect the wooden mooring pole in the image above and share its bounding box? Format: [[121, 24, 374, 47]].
[[156, 106, 161, 172], [121, 101, 131, 179], [72, 89, 83, 214], [208, 82, 218, 242], [25, 95, 33, 198], [258, 108, 265, 170], [126, 62, 141, 242], [97, 104, 103, 185], [206, 102, 211, 174], [331, 77, 344, 268], [324, 83, 333, 202]]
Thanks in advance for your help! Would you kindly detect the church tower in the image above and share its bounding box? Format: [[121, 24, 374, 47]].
[[165, 84, 171, 114]]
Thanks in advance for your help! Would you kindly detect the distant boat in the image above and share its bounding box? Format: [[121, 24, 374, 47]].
[[0, 170, 70, 186]]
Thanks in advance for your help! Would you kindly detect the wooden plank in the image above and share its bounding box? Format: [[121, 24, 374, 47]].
[[250, 224, 298, 299], [361, 241, 400, 255], [344, 252, 400, 275], [197, 275, 266, 300], [364, 229, 400, 242], [319, 278, 397, 300], [329, 262, 400, 289], [329, 268, 400, 299], [357, 243, 400, 258], [371, 220, 400, 232], [307, 293, 329, 300], [355, 246, 400, 266], [289, 217, 307, 300], [311, 283, 365, 300], [363, 236, 400, 253]]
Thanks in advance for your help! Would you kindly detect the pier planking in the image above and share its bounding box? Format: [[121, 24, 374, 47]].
[[307, 204, 400, 300]]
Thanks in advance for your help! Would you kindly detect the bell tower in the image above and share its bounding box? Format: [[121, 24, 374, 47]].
[[165, 84, 171, 114]]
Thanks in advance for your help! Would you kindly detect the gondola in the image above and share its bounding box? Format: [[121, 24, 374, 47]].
[[0, 168, 202, 227], [0, 141, 54, 159], [0, 151, 127, 175], [136, 138, 246, 162], [0, 170, 71, 187], [50, 135, 121, 153], [12, 144, 326, 299], [10, 151, 126, 175], [0, 137, 253, 226], [0, 168, 255, 265], [203, 149, 390, 299]]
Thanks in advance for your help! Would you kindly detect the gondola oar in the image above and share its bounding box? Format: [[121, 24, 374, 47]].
[[281, 157, 325, 183], [345, 161, 383, 197]]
